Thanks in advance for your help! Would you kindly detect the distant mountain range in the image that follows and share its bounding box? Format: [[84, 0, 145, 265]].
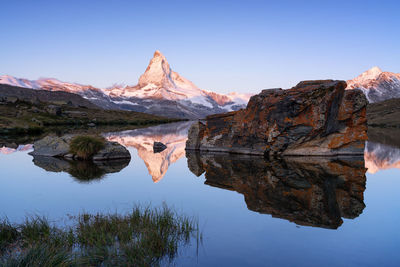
[[346, 66, 400, 103], [1, 55, 399, 118], [0, 51, 251, 119]]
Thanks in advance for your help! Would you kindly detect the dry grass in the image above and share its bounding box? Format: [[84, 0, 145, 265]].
[[69, 135, 106, 159]]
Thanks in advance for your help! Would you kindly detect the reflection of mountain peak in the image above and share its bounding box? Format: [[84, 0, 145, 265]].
[[0, 144, 33, 154], [365, 141, 400, 173], [104, 122, 191, 182]]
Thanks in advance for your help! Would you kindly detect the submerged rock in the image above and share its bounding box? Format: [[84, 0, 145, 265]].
[[93, 141, 131, 161], [29, 135, 131, 161], [153, 141, 167, 153], [186, 80, 368, 156]]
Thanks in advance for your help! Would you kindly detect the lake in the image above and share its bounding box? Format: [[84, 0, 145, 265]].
[[1, 121, 400, 266]]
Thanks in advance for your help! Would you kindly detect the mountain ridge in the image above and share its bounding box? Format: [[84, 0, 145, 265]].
[[346, 66, 400, 103], [0, 51, 251, 119]]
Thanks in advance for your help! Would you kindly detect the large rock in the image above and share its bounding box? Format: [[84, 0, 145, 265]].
[[29, 135, 73, 157], [186, 151, 366, 229], [186, 80, 368, 156], [29, 135, 131, 161], [92, 141, 131, 161]]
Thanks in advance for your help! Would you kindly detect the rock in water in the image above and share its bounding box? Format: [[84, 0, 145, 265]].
[[186, 80, 368, 156], [153, 141, 167, 153], [29, 135, 131, 161], [92, 141, 131, 161], [29, 135, 73, 157]]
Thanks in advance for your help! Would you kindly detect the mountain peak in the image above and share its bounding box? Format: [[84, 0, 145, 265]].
[[347, 66, 383, 89], [363, 66, 383, 78], [138, 50, 173, 87], [153, 50, 165, 58]]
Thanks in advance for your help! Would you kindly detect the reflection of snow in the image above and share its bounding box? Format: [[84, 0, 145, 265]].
[[104, 122, 192, 182], [0, 144, 33, 155], [365, 141, 400, 173]]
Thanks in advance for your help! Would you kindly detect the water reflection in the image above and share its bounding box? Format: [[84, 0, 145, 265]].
[[187, 152, 366, 229], [32, 156, 130, 183], [0, 144, 32, 154], [104, 122, 192, 182], [365, 141, 400, 173]]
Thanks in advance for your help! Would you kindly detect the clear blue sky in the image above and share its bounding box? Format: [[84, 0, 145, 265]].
[[0, 0, 399, 94]]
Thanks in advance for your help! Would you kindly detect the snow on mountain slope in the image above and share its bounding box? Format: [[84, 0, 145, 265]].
[[346, 67, 400, 103], [105, 50, 252, 117], [0, 51, 252, 118], [0, 75, 42, 89]]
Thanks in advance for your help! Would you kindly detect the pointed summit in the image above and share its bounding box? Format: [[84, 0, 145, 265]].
[[347, 66, 383, 89], [138, 50, 173, 87], [153, 50, 165, 58], [362, 66, 383, 79]]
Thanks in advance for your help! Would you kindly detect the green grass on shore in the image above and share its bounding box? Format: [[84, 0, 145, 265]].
[[0, 100, 184, 136], [0, 205, 200, 266]]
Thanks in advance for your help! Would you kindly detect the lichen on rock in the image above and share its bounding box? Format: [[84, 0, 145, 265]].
[[186, 80, 368, 156]]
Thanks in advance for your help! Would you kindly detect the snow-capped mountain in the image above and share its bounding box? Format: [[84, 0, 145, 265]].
[[0, 75, 118, 109], [346, 66, 400, 103], [105, 50, 251, 118], [0, 51, 251, 118]]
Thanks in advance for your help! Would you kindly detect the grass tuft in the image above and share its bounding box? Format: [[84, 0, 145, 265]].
[[69, 135, 105, 159], [0, 219, 20, 252], [0, 205, 200, 266]]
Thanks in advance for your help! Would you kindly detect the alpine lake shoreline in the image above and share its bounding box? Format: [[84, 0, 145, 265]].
[[2, 81, 400, 266]]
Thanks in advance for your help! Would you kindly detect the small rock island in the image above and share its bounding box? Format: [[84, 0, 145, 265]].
[[29, 135, 131, 161], [186, 80, 367, 157]]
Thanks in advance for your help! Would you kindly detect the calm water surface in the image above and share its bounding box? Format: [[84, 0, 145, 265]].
[[1, 122, 400, 266]]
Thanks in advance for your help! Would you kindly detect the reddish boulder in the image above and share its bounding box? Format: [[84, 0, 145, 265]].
[[186, 80, 368, 156]]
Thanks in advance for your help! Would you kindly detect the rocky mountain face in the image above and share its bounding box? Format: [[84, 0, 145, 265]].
[[105, 51, 251, 118], [346, 66, 400, 103], [0, 76, 118, 109], [0, 84, 99, 109], [186, 152, 366, 229], [0, 51, 251, 119], [187, 80, 368, 156]]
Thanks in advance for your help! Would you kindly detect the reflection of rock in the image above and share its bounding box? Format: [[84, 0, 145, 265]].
[[153, 142, 167, 153], [187, 80, 367, 156], [186, 152, 366, 229], [365, 141, 400, 173], [32, 156, 130, 182], [104, 122, 191, 182]]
